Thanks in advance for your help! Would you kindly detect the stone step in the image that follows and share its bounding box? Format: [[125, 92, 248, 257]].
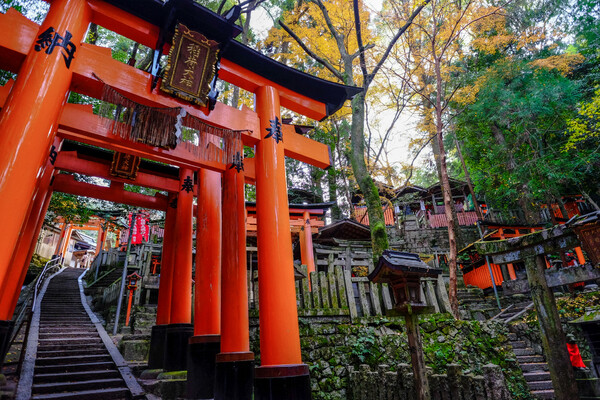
[[39, 331, 99, 339], [39, 327, 97, 333], [520, 363, 550, 373], [531, 389, 555, 399], [513, 348, 536, 356], [34, 369, 121, 384], [34, 361, 116, 374], [35, 354, 112, 366], [31, 387, 130, 400], [37, 348, 107, 358], [518, 355, 545, 363], [32, 378, 125, 394], [37, 342, 104, 352], [528, 380, 554, 391], [523, 371, 551, 382], [511, 340, 527, 349], [38, 337, 103, 345]]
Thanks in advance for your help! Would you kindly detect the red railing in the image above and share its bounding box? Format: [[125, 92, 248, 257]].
[[427, 211, 478, 228], [353, 206, 395, 226]]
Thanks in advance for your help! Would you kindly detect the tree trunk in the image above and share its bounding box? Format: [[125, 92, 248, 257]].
[[327, 150, 342, 220], [524, 255, 579, 399], [349, 92, 389, 262], [434, 59, 459, 319]]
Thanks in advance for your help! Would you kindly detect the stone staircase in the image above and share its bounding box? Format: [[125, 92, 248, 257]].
[[30, 268, 132, 399], [457, 287, 500, 320], [508, 332, 555, 399], [493, 301, 534, 323]]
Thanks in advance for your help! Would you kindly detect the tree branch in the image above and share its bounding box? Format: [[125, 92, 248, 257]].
[[353, 0, 369, 88], [369, 0, 432, 88], [278, 20, 345, 82]]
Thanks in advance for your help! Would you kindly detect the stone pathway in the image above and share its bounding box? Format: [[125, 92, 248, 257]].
[[508, 332, 555, 399], [19, 268, 144, 400]]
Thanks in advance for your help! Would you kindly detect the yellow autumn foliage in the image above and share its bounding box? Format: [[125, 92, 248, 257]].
[[530, 54, 585, 75]]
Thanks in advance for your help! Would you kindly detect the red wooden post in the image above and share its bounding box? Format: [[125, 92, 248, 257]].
[[164, 168, 194, 371], [187, 168, 222, 399], [148, 193, 177, 369], [254, 86, 310, 398], [0, 137, 61, 321], [0, 0, 90, 295], [214, 165, 254, 399], [300, 210, 316, 279], [125, 290, 134, 326]]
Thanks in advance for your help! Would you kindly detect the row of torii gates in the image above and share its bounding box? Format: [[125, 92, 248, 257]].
[[0, 0, 359, 398]]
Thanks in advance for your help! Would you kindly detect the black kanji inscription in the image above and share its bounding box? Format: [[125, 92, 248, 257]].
[[35, 26, 77, 68], [181, 176, 194, 193], [49, 145, 58, 165], [264, 116, 283, 143]]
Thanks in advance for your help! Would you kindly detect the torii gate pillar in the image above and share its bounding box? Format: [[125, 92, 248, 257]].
[[164, 168, 194, 371], [0, 0, 90, 314], [148, 193, 177, 369], [0, 137, 61, 364], [187, 169, 222, 399], [254, 86, 311, 399], [215, 166, 253, 399]]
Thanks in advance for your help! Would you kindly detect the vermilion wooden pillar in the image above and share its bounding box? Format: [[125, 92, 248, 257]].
[[574, 247, 585, 265], [187, 169, 222, 399], [299, 210, 316, 278], [0, 0, 90, 304], [254, 86, 311, 399], [0, 137, 61, 322], [53, 223, 67, 256], [164, 168, 194, 371], [0, 142, 60, 365], [148, 192, 177, 370], [215, 166, 254, 400], [60, 225, 73, 259]]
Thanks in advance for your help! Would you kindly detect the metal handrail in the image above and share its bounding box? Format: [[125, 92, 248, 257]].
[[32, 255, 63, 313]]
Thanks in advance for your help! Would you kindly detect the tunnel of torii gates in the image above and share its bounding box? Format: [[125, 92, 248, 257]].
[[0, 0, 360, 398]]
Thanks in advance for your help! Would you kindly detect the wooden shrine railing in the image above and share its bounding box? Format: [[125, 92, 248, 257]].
[[314, 242, 374, 273], [248, 265, 451, 319], [427, 211, 478, 228]]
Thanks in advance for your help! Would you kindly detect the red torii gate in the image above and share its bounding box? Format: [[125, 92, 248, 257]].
[[0, 1, 359, 399]]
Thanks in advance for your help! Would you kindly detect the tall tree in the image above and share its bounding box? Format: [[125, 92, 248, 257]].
[[268, 0, 430, 261], [389, 0, 504, 317]]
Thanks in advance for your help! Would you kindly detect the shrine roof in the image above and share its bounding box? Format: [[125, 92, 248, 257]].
[[370, 250, 442, 282], [102, 0, 362, 118], [315, 218, 372, 243]]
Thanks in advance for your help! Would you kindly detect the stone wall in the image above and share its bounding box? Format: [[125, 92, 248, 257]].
[[249, 314, 530, 400], [388, 225, 479, 255], [348, 363, 511, 400]]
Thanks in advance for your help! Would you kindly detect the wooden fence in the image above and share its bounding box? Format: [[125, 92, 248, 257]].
[[248, 265, 451, 319], [427, 211, 478, 228]]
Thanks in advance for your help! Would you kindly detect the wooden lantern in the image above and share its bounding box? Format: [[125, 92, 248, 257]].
[[369, 250, 442, 315]]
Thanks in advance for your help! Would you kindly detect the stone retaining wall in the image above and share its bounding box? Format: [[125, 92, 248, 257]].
[[348, 363, 510, 400]]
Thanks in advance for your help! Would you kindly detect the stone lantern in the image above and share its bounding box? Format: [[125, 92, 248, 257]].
[[369, 250, 442, 400]]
